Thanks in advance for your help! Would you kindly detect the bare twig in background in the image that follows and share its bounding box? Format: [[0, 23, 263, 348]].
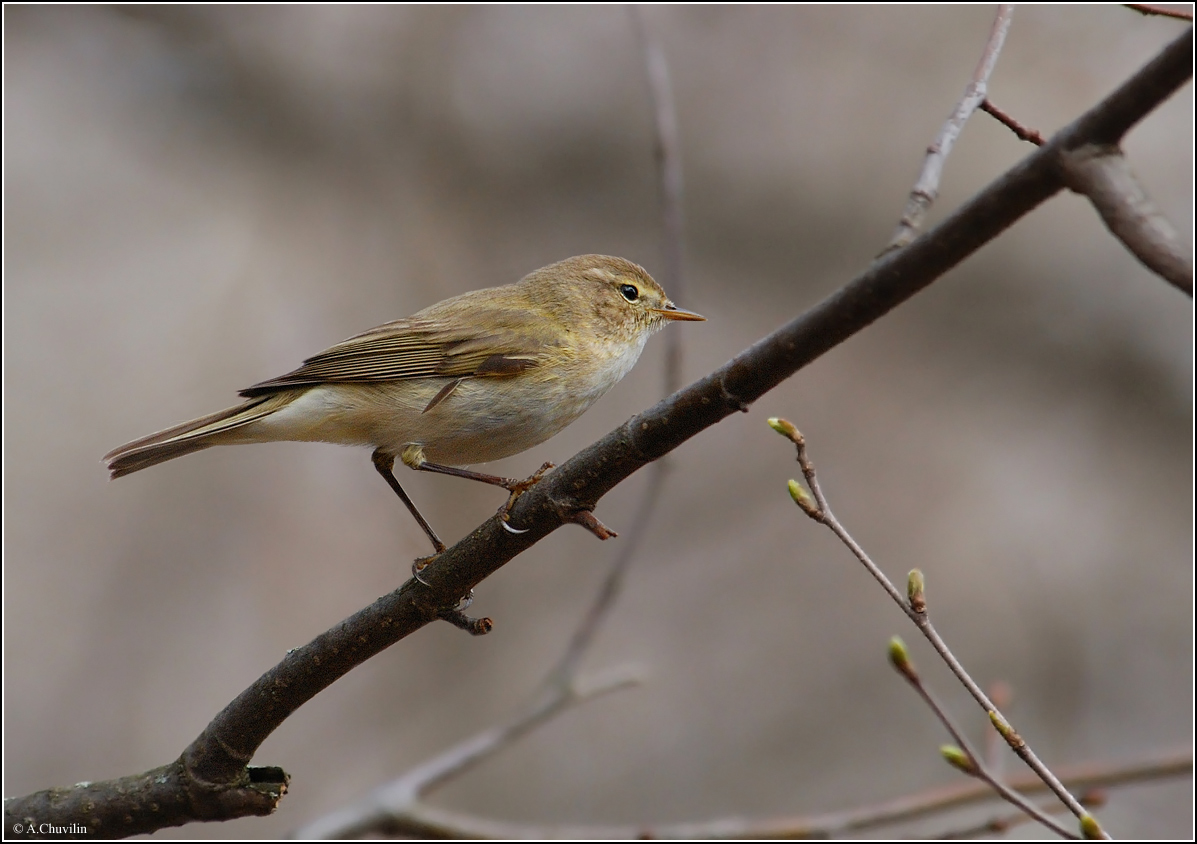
[[1125, 3, 1195, 21], [631, 7, 688, 318], [939, 790, 1106, 840], [6, 27, 1190, 838], [768, 750, 1188, 839], [888, 638, 1077, 839], [1060, 143, 1194, 295], [294, 665, 643, 839], [981, 99, 1047, 145], [771, 419, 1106, 837], [315, 750, 1186, 840], [885, 5, 1015, 252]]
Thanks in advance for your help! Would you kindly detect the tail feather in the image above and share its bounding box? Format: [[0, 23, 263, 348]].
[[104, 396, 282, 479]]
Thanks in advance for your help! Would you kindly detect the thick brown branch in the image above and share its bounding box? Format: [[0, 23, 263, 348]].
[[7, 27, 1191, 840], [3, 761, 287, 839]]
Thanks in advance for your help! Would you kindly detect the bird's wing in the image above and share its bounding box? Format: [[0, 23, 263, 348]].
[[238, 315, 545, 398]]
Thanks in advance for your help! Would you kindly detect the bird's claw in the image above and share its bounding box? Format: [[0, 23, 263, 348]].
[[497, 461, 555, 532], [411, 553, 439, 586], [500, 461, 556, 497]]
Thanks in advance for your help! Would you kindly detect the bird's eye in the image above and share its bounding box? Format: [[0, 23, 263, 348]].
[[619, 284, 639, 302]]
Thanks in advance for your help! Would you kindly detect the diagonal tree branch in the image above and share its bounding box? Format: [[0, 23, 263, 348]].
[[1059, 143, 1193, 295], [6, 26, 1191, 839]]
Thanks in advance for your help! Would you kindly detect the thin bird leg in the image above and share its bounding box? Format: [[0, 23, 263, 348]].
[[401, 445, 554, 517], [371, 448, 447, 555]]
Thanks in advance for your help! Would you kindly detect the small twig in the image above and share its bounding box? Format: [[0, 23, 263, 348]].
[[296, 748, 1187, 840], [294, 665, 644, 838], [436, 606, 493, 636], [888, 638, 1077, 839], [884, 5, 1015, 252], [630, 7, 688, 331], [981, 98, 1047, 145], [770, 419, 1107, 837], [549, 464, 666, 687], [772, 749, 1187, 838], [939, 789, 1106, 840], [1059, 143, 1193, 295], [564, 508, 618, 540], [1125, 3, 1195, 20]]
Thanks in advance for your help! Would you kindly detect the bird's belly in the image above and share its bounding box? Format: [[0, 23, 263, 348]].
[[409, 376, 602, 464], [247, 377, 605, 466]]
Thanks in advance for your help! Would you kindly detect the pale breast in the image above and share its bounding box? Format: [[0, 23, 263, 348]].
[[234, 329, 652, 466]]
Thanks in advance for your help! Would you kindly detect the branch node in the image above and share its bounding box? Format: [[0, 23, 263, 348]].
[[568, 509, 618, 540], [437, 607, 494, 636], [981, 98, 1046, 145]]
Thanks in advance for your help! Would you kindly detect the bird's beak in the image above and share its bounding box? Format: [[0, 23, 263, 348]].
[[652, 303, 706, 321]]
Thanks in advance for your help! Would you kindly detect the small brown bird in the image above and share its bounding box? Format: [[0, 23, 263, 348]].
[[105, 255, 703, 552]]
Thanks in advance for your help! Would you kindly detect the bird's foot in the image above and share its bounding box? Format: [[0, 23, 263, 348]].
[[411, 553, 440, 586], [497, 462, 555, 527]]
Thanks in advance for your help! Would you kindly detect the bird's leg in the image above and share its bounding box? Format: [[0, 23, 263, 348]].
[[371, 449, 447, 569], [401, 445, 554, 521]]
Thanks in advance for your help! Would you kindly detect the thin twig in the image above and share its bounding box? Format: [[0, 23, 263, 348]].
[[772, 420, 1107, 837], [294, 666, 643, 838], [1059, 143, 1193, 295], [885, 5, 1015, 252], [939, 789, 1106, 840], [1125, 3, 1195, 20], [305, 749, 1188, 839], [630, 7, 688, 326], [888, 639, 1077, 839], [775, 749, 1188, 838], [981, 98, 1047, 145]]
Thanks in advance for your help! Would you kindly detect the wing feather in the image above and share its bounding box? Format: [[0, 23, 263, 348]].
[[239, 313, 546, 397]]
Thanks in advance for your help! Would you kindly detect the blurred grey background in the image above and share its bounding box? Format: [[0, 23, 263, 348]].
[[4, 6, 1192, 839]]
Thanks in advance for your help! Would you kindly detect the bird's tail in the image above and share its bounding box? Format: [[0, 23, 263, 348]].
[[104, 395, 287, 479]]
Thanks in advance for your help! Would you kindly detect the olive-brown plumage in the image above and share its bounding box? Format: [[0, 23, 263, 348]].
[[104, 255, 703, 551]]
